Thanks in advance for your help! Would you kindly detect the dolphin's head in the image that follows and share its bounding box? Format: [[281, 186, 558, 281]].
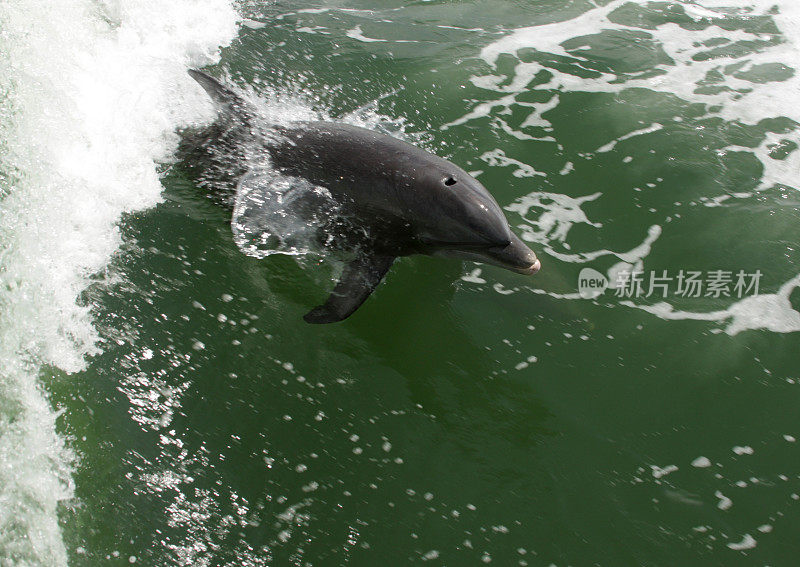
[[407, 163, 541, 275]]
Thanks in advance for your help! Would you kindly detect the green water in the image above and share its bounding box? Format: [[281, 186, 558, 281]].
[[51, 1, 800, 565]]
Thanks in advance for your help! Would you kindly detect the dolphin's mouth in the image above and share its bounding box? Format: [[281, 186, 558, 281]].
[[512, 258, 541, 275], [485, 233, 540, 275], [429, 232, 541, 275]]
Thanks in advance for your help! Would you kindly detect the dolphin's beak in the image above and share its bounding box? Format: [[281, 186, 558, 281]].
[[486, 232, 541, 275], [515, 258, 542, 275]]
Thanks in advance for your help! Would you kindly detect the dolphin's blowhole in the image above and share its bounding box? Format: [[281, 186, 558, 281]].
[[444, 176, 457, 186]]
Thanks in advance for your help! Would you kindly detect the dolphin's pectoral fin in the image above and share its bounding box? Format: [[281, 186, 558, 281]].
[[304, 254, 395, 324]]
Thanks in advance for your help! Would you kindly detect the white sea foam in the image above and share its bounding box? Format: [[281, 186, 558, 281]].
[[506, 190, 663, 273], [507, 191, 602, 245], [346, 25, 388, 43], [727, 533, 757, 550], [468, 0, 800, 335], [0, 0, 238, 564], [475, 0, 800, 127], [620, 273, 800, 335], [465, 0, 800, 180], [481, 149, 547, 177], [596, 123, 664, 154]]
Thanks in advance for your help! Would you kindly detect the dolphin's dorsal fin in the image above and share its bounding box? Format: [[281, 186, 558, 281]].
[[188, 69, 255, 122], [304, 254, 395, 323]]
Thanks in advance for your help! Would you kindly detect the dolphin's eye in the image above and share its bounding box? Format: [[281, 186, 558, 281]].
[[444, 176, 457, 186]]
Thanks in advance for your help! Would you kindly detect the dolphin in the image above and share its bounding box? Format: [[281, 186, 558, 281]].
[[182, 70, 540, 323]]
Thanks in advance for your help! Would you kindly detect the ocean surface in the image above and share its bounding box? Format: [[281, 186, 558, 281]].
[[1, 0, 799, 565]]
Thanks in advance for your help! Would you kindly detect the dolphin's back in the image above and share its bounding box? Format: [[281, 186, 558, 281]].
[[267, 122, 431, 212], [182, 71, 495, 238]]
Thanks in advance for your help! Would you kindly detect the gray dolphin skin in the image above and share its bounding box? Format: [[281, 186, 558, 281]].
[[183, 70, 540, 324]]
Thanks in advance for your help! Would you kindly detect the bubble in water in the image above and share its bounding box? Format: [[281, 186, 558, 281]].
[[232, 168, 340, 258]]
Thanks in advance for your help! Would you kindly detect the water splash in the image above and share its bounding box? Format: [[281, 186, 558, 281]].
[[232, 170, 340, 259], [0, 0, 238, 563]]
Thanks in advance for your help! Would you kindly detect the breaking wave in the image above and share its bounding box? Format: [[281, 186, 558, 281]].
[[0, 0, 238, 563]]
